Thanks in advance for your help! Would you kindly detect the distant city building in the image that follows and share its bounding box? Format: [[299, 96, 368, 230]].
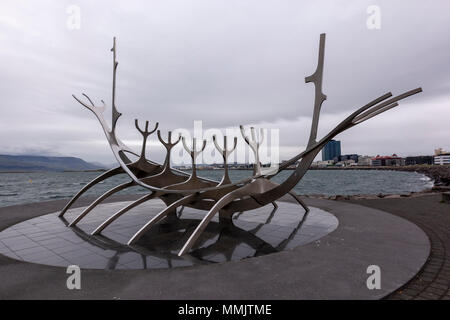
[[357, 155, 373, 166], [316, 160, 334, 167], [334, 154, 359, 167], [434, 148, 450, 165], [338, 154, 359, 163], [322, 140, 341, 161], [405, 156, 433, 166], [336, 159, 357, 167], [434, 153, 450, 165], [371, 154, 405, 166]]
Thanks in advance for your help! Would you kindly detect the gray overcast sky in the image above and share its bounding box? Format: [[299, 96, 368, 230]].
[[0, 0, 449, 164]]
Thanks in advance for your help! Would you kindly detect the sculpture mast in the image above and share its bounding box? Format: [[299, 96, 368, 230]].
[[111, 37, 122, 134]]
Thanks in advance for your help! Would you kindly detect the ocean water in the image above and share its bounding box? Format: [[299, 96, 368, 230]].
[[0, 169, 433, 208]]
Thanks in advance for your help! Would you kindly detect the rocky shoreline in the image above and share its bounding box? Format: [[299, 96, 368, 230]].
[[309, 165, 450, 186], [304, 189, 439, 201], [305, 165, 450, 201]]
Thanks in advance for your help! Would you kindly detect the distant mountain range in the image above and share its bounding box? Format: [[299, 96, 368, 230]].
[[0, 155, 106, 172]]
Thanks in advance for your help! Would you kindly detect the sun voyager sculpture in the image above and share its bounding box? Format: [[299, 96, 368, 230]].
[[60, 34, 422, 256]]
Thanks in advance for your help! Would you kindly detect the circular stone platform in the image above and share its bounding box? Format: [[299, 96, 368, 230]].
[[0, 200, 337, 269], [0, 196, 430, 299]]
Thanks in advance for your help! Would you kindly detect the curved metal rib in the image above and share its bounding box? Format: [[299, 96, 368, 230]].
[[68, 181, 135, 227], [59, 166, 124, 217], [91, 192, 158, 235]]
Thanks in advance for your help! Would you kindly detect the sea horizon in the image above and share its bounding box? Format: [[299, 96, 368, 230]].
[[0, 169, 433, 208]]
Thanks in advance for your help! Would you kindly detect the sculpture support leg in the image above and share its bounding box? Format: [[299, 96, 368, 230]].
[[92, 191, 158, 235], [59, 166, 124, 217], [178, 191, 241, 256], [288, 191, 309, 213], [127, 194, 196, 245], [68, 181, 135, 227]]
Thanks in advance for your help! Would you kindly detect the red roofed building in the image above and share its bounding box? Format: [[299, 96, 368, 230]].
[[371, 154, 405, 166]]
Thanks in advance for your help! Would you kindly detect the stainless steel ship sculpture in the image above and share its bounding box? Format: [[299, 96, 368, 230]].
[[61, 34, 422, 256]]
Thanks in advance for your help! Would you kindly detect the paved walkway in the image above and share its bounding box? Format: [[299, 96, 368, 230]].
[[345, 193, 450, 300], [0, 196, 429, 299]]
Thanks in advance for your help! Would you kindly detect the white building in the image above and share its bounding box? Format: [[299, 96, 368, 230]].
[[357, 155, 373, 166], [317, 160, 334, 167], [434, 153, 450, 165], [336, 159, 356, 167]]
